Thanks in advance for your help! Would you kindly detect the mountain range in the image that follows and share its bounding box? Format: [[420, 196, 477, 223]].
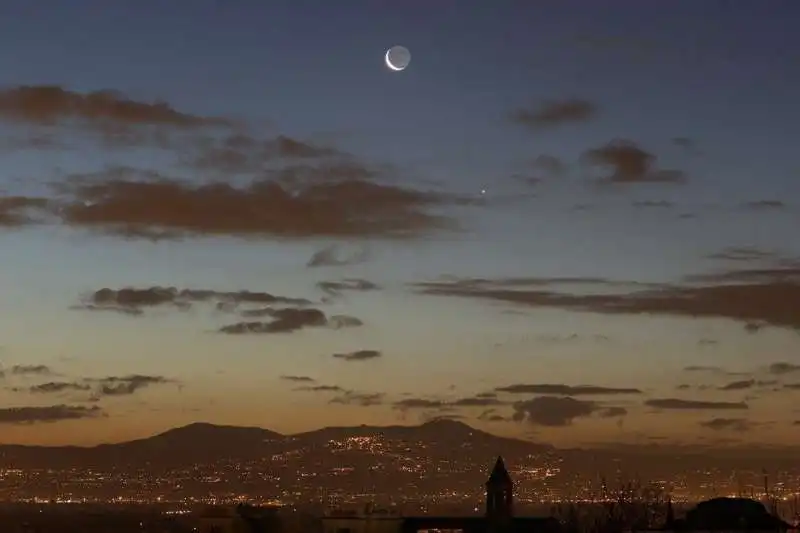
[[0, 419, 550, 469]]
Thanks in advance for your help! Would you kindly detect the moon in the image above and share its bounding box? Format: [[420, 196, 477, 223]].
[[385, 45, 411, 71]]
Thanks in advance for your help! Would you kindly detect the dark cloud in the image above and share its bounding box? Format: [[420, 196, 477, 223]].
[[414, 269, 800, 330], [76, 286, 310, 315], [19, 374, 175, 399], [0, 404, 103, 424], [451, 396, 506, 407], [53, 166, 461, 239], [512, 99, 597, 129], [219, 308, 336, 334], [478, 409, 510, 422], [671, 137, 697, 151], [718, 379, 755, 391], [332, 350, 382, 362], [645, 398, 748, 410], [699, 418, 755, 431], [394, 398, 445, 410], [317, 278, 380, 295], [90, 375, 175, 397], [11, 365, 52, 376], [707, 247, 777, 262], [581, 139, 686, 185], [296, 385, 345, 393], [769, 362, 800, 375], [328, 315, 365, 329], [683, 365, 726, 373], [0, 85, 225, 128], [511, 396, 598, 427], [742, 200, 785, 210], [0, 196, 50, 227], [280, 375, 315, 383], [599, 406, 628, 418], [307, 244, 370, 268], [495, 383, 641, 396], [185, 134, 349, 174], [330, 392, 384, 407], [30, 381, 90, 394]]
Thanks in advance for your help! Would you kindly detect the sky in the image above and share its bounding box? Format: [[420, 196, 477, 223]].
[[0, 0, 799, 448]]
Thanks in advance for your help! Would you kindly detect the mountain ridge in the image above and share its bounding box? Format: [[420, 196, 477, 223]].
[[0, 419, 551, 469], [1, 419, 543, 450]]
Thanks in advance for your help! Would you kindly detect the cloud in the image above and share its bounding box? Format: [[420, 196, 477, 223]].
[[296, 385, 345, 393], [684, 365, 726, 373], [708, 247, 777, 262], [581, 139, 686, 185], [29, 381, 91, 394], [699, 418, 755, 431], [317, 278, 380, 295], [90, 375, 174, 396], [332, 350, 382, 362], [307, 244, 370, 267], [718, 379, 755, 391], [769, 362, 800, 375], [293, 384, 383, 406], [672, 137, 697, 151], [280, 375, 315, 383], [598, 406, 628, 418], [645, 398, 748, 410], [219, 308, 336, 334], [0, 196, 50, 227], [414, 270, 800, 330], [451, 396, 506, 407], [512, 99, 597, 129], [328, 315, 365, 329], [75, 286, 310, 315], [742, 200, 785, 210], [0, 85, 226, 128], [23, 375, 175, 398], [185, 133, 355, 174], [0, 404, 103, 424], [478, 409, 510, 422], [496, 383, 641, 395], [54, 166, 460, 239], [511, 396, 598, 426], [330, 392, 384, 407], [394, 398, 445, 410], [10, 364, 52, 376]]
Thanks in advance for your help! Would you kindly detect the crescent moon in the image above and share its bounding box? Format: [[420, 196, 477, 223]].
[[385, 50, 403, 71]]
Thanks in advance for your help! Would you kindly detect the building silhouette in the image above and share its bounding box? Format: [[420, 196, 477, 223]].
[[322, 456, 561, 533]]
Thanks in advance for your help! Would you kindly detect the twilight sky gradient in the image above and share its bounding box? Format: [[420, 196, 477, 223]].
[[1, 0, 799, 448]]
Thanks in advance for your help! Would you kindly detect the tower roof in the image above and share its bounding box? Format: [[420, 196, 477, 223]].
[[487, 456, 512, 484]]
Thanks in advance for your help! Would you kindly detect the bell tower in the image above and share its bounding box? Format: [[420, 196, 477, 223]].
[[485, 456, 513, 525]]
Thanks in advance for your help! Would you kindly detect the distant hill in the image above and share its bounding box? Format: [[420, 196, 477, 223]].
[[0, 420, 549, 469]]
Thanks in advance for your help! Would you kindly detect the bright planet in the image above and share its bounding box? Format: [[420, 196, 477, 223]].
[[385, 45, 411, 71]]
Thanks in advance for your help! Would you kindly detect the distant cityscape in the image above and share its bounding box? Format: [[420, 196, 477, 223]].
[[1, 421, 799, 512]]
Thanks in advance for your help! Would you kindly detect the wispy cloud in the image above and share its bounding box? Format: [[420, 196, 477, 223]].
[[512, 99, 598, 130]]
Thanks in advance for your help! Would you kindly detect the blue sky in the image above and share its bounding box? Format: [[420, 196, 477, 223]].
[[0, 0, 798, 447]]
